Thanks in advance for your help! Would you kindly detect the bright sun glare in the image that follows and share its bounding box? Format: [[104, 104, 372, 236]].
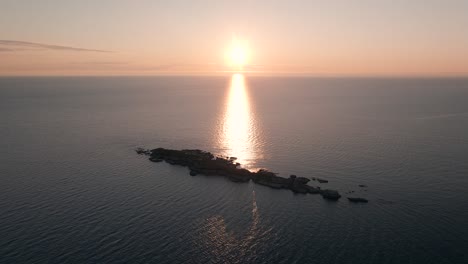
[[227, 38, 249, 69]]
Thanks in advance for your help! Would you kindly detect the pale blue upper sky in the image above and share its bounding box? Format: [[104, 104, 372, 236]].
[[1, 0, 468, 75]]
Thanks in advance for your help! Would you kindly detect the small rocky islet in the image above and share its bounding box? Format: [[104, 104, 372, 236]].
[[136, 147, 368, 202]]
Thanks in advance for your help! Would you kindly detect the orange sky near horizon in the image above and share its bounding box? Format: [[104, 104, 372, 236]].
[[1, 0, 468, 76]]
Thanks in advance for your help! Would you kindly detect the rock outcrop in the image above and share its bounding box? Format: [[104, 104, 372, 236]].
[[312, 177, 329, 183]]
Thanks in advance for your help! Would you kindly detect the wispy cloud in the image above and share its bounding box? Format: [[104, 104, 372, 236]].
[[70, 61, 129, 65], [0, 47, 16, 52], [0, 40, 111, 53]]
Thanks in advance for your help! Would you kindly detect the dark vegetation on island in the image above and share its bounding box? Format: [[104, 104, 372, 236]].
[[136, 147, 368, 202]]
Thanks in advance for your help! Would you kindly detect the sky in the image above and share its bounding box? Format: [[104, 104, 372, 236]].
[[1, 0, 468, 76]]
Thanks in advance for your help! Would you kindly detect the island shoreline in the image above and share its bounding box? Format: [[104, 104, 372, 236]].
[[136, 147, 350, 201]]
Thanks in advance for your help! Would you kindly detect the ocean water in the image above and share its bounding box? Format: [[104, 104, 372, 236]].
[[1, 76, 468, 264]]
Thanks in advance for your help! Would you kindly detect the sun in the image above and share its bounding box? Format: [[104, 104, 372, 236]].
[[227, 38, 249, 69]]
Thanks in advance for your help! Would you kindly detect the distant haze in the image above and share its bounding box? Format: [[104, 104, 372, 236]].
[[1, 0, 467, 76]]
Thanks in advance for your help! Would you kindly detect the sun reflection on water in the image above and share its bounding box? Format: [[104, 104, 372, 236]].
[[198, 190, 269, 263], [218, 73, 260, 169]]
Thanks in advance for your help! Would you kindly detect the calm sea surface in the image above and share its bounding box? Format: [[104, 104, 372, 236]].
[[1, 76, 468, 263]]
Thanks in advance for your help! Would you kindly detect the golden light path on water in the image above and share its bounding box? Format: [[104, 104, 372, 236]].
[[217, 73, 260, 169], [200, 75, 269, 260]]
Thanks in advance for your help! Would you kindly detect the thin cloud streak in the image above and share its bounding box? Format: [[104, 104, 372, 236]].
[[0, 40, 111, 53], [0, 47, 16, 52]]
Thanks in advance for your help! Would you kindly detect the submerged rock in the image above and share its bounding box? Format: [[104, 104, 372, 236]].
[[347, 197, 368, 203], [136, 147, 151, 155], [320, 189, 341, 200]]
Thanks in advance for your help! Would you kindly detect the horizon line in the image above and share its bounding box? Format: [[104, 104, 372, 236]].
[[1, 73, 468, 79]]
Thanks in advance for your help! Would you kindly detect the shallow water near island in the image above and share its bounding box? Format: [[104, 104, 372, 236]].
[[1, 76, 468, 263]]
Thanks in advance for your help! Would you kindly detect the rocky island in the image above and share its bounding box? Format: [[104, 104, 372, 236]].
[[136, 147, 344, 200]]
